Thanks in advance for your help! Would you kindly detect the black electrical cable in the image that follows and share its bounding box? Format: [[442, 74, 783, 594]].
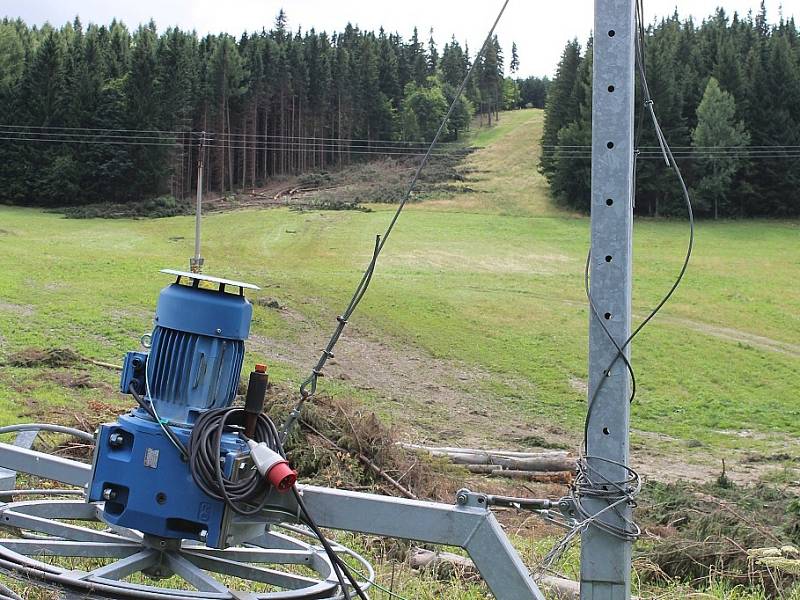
[[188, 407, 283, 516], [128, 384, 189, 460], [291, 487, 369, 600]]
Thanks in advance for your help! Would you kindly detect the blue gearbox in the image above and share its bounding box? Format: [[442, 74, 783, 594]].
[[88, 270, 261, 548]]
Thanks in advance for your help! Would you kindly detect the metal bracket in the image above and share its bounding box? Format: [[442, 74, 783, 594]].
[[455, 488, 490, 509]]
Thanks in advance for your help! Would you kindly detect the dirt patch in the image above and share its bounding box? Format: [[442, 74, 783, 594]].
[[383, 250, 572, 275], [0, 302, 34, 317], [250, 315, 556, 452], [200, 152, 473, 213], [568, 376, 587, 395], [257, 297, 285, 310], [251, 308, 798, 486], [658, 315, 800, 358], [44, 371, 112, 390], [6, 348, 82, 368]]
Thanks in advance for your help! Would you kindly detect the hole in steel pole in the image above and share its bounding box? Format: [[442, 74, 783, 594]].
[[606, 198, 614, 206], [602, 427, 610, 435], [605, 255, 613, 262], [607, 141, 615, 149], [608, 29, 616, 37], [604, 312, 612, 320], [608, 85, 615, 92]]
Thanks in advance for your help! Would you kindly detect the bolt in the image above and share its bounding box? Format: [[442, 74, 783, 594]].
[[215, 328, 222, 334], [456, 492, 468, 506], [108, 433, 124, 448], [102, 488, 117, 501], [198, 530, 208, 542]]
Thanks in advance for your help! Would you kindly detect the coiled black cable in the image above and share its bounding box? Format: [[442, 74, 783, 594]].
[[188, 407, 283, 516]]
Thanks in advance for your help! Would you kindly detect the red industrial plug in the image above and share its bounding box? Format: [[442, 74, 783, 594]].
[[247, 440, 297, 492]]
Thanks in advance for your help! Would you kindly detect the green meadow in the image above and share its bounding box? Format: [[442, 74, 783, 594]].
[[0, 108, 798, 479]]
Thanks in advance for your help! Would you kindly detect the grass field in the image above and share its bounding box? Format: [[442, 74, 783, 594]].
[[0, 108, 799, 485]]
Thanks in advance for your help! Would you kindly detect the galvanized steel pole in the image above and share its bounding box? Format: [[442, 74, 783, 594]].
[[191, 132, 205, 274], [580, 1, 636, 599]]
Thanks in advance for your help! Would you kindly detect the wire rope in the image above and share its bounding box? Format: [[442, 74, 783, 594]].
[[279, 0, 512, 440]]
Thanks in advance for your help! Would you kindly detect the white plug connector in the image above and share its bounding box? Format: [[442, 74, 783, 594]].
[[247, 440, 297, 492]]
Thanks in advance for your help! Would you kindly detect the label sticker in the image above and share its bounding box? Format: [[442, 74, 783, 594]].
[[144, 448, 160, 469]]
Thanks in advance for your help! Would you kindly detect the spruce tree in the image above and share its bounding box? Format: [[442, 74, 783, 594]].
[[539, 39, 581, 177], [510, 41, 519, 73], [692, 77, 750, 218], [427, 31, 439, 74]]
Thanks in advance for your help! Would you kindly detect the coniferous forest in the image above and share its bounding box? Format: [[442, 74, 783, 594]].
[[541, 5, 800, 218], [0, 11, 530, 207]]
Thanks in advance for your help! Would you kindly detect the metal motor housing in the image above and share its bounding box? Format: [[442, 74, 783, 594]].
[[145, 277, 252, 424], [90, 271, 259, 548]]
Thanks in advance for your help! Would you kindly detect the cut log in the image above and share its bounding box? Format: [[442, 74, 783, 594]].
[[464, 465, 572, 483], [451, 454, 573, 472], [409, 548, 478, 581], [399, 443, 574, 472], [399, 443, 570, 459]]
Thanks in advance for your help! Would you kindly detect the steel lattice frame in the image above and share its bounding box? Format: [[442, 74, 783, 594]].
[[0, 438, 546, 599]]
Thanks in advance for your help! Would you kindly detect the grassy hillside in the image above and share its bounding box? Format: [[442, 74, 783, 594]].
[[0, 108, 798, 482]]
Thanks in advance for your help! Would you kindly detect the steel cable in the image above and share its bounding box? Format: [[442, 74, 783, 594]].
[[280, 0, 511, 440]]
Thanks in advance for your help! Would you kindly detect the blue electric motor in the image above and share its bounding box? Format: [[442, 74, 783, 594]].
[[88, 270, 262, 547]]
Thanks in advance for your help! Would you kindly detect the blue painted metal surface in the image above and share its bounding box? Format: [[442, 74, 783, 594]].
[[89, 412, 245, 548], [146, 325, 244, 424], [155, 283, 252, 340], [90, 275, 257, 545], [146, 282, 251, 424], [120, 351, 147, 395]]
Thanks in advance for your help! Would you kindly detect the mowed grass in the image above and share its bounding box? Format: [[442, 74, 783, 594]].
[[0, 108, 798, 464]]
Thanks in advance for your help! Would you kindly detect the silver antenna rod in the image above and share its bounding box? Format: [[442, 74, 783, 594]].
[[190, 131, 205, 273]]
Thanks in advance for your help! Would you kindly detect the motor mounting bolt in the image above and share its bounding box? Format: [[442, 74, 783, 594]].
[[456, 491, 469, 506], [102, 488, 117, 501], [108, 433, 124, 448], [215, 328, 222, 334], [198, 530, 208, 542]]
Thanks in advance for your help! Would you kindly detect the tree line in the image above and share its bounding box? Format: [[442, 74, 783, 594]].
[[0, 13, 515, 207], [540, 4, 800, 218]]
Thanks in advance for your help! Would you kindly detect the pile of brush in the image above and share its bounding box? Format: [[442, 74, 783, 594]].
[[636, 480, 800, 595]]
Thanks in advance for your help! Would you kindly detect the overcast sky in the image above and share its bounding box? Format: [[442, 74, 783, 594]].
[[1, 1, 794, 77]]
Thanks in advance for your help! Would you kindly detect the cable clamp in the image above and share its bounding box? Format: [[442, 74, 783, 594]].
[[336, 315, 348, 325]]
